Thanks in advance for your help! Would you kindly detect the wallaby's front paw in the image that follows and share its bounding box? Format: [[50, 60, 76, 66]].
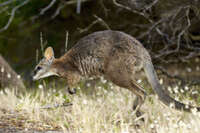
[[68, 88, 76, 95]]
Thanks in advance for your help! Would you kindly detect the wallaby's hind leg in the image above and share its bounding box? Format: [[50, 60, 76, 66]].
[[104, 61, 146, 117], [105, 71, 146, 117], [129, 82, 146, 118]]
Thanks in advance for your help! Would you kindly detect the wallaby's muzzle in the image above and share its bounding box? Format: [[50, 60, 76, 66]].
[[32, 71, 39, 81], [31, 66, 41, 81], [32, 75, 38, 81]]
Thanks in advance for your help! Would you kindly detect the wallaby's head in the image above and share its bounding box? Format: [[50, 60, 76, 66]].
[[32, 47, 58, 80]]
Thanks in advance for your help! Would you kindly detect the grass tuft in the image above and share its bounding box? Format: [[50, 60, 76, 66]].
[[0, 82, 200, 132]]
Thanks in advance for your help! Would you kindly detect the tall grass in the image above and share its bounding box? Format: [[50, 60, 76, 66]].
[[0, 80, 200, 133]]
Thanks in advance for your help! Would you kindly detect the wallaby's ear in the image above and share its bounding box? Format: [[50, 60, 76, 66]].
[[44, 47, 54, 60]]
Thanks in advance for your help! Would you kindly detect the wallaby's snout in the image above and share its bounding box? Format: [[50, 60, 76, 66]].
[[30, 70, 36, 81], [32, 66, 42, 81]]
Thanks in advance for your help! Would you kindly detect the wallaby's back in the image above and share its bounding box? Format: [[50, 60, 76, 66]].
[[65, 30, 149, 78]]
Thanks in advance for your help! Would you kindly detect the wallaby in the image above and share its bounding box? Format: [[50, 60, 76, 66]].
[[33, 30, 200, 113]]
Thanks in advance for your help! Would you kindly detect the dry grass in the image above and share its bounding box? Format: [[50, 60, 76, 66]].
[[0, 80, 200, 133]]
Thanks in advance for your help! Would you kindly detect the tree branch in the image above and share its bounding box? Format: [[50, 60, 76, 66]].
[[0, 0, 14, 7], [0, 0, 30, 32], [51, 0, 91, 19], [144, 0, 159, 11], [78, 15, 110, 33], [40, 0, 57, 15]]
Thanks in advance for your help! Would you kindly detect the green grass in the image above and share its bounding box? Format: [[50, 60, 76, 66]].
[[0, 80, 200, 132]]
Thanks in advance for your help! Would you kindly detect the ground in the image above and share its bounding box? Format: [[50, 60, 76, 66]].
[[0, 75, 200, 133]]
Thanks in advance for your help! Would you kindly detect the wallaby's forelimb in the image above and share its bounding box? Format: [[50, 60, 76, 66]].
[[133, 96, 145, 118], [68, 87, 77, 95], [130, 82, 146, 118]]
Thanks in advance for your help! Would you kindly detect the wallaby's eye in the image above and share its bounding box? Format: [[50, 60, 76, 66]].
[[33, 66, 42, 75], [37, 66, 42, 71]]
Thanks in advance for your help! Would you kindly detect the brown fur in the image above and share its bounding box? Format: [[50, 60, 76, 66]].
[[51, 56, 82, 88]]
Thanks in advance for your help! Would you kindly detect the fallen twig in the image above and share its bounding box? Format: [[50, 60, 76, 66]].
[[40, 102, 73, 109]]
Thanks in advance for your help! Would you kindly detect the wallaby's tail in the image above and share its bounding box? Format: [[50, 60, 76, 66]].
[[144, 61, 200, 112]]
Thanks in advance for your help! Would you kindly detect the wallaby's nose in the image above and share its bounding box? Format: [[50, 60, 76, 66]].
[[33, 69, 37, 76], [31, 70, 36, 81]]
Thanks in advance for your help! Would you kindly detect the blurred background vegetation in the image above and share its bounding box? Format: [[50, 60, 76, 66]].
[[0, 0, 199, 85], [0, 1, 200, 132]]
